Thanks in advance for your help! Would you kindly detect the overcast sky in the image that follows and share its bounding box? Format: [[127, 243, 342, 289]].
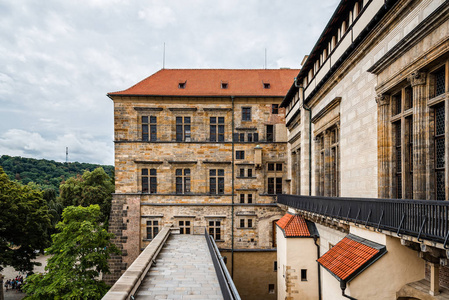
[[0, 0, 339, 165]]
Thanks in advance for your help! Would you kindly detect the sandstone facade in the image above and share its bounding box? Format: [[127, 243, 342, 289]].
[[106, 69, 298, 298]]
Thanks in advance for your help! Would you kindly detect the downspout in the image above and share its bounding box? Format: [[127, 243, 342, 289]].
[[297, 77, 319, 299], [313, 237, 322, 300], [340, 281, 357, 300], [294, 78, 312, 196], [231, 95, 235, 278]]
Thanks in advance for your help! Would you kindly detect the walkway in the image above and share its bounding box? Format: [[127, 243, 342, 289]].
[[135, 234, 223, 299]]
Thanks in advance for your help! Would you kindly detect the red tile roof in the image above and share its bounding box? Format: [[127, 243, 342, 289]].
[[317, 234, 386, 282], [276, 213, 311, 237], [108, 69, 299, 97]]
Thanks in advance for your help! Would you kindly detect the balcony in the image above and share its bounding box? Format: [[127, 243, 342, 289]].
[[277, 194, 449, 247]]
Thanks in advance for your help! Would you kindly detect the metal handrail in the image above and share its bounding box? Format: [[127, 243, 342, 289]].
[[278, 194, 449, 244], [204, 229, 241, 300]]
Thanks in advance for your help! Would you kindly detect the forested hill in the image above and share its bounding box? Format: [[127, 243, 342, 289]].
[[0, 155, 114, 191]]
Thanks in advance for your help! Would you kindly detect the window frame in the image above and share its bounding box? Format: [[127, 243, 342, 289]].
[[242, 107, 251, 121], [146, 219, 160, 240]]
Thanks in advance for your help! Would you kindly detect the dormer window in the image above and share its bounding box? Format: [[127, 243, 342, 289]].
[[221, 82, 228, 89], [263, 83, 271, 89], [178, 81, 186, 89]]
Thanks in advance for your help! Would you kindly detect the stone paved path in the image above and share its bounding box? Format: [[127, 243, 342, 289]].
[[135, 234, 223, 300]]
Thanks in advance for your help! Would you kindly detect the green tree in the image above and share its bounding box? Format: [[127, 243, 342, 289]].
[[0, 167, 51, 273], [23, 205, 120, 300], [59, 167, 114, 226]]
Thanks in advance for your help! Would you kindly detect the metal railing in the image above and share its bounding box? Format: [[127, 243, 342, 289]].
[[205, 229, 241, 300], [278, 194, 449, 248]]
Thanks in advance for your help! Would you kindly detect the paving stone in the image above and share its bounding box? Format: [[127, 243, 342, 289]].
[[135, 234, 223, 299]]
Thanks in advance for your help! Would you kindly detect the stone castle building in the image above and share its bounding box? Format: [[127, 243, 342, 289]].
[[105, 68, 299, 299], [277, 0, 449, 299], [105, 0, 449, 298]]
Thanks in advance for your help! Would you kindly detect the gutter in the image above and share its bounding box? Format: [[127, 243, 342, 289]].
[[313, 236, 322, 300], [340, 281, 357, 300], [231, 95, 235, 278]]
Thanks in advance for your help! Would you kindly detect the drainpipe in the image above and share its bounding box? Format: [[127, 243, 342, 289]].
[[313, 237, 322, 300], [231, 95, 235, 278], [340, 281, 357, 300], [294, 78, 312, 196]]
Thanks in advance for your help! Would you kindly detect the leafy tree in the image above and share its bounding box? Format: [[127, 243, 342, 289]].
[[0, 167, 51, 272], [0, 155, 114, 194], [23, 205, 120, 300], [59, 167, 114, 226]]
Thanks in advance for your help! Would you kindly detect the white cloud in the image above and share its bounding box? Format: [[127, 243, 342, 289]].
[[0, 129, 113, 165], [0, 0, 339, 165], [138, 5, 176, 28]]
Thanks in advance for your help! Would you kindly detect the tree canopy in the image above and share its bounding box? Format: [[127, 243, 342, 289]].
[[23, 205, 120, 300], [59, 167, 114, 225], [0, 155, 114, 193], [0, 167, 51, 273]]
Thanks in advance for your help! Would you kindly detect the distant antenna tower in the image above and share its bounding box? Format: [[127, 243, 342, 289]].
[[163, 42, 166, 69], [66, 147, 68, 163], [264, 48, 267, 69]]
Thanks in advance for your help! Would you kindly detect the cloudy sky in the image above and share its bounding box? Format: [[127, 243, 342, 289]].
[[0, 0, 339, 165]]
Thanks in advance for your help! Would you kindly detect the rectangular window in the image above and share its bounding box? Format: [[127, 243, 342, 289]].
[[208, 220, 221, 240], [247, 169, 253, 177], [247, 133, 253, 142], [276, 178, 282, 194], [247, 194, 253, 203], [239, 133, 245, 142], [210, 117, 224, 142], [240, 194, 245, 203], [395, 122, 402, 199], [142, 168, 148, 193], [239, 168, 245, 177], [266, 125, 274, 142], [268, 284, 275, 294], [254, 132, 259, 142], [142, 116, 149, 141], [274, 261, 277, 271], [435, 68, 446, 97], [267, 163, 283, 194], [146, 220, 159, 239], [149, 168, 157, 193], [239, 218, 254, 228], [435, 104, 445, 200], [176, 168, 191, 194], [210, 169, 224, 194], [242, 107, 251, 121], [272, 104, 279, 114], [179, 220, 191, 234], [176, 116, 191, 142], [150, 116, 157, 141], [236, 151, 245, 160], [301, 269, 307, 281]]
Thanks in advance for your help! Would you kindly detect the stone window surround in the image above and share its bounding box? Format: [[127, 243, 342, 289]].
[[376, 61, 448, 200], [207, 218, 224, 242], [312, 96, 341, 197], [266, 162, 283, 195]]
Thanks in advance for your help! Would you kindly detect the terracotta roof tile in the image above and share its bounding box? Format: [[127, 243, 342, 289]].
[[108, 69, 299, 97], [317, 234, 386, 282], [276, 213, 311, 237]]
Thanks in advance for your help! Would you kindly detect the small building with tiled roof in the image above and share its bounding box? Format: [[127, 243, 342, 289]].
[[276, 212, 319, 300], [317, 234, 386, 290]]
